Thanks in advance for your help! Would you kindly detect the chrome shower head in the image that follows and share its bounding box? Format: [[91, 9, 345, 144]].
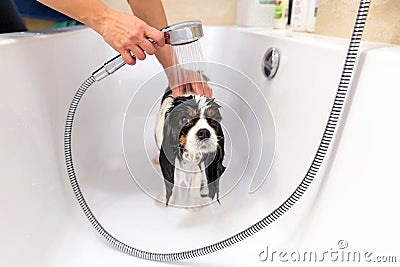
[[162, 21, 204, 46]]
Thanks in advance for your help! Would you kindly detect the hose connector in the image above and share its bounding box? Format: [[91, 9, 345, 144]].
[[92, 55, 126, 81]]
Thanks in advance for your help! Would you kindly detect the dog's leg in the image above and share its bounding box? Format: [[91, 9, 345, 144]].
[[174, 159, 186, 206], [206, 124, 226, 203], [199, 162, 209, 197], [159, 148, 175, 206], [205, 148, 225, 202], [165, 181, 174, 206]]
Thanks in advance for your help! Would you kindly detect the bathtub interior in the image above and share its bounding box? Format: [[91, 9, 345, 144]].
[[73, 55, 269, 251], [2, 25, 399, 266], [67, 27, 347, 252]]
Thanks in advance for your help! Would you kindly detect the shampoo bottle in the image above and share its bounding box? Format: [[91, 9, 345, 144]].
[[273, 0, 289, 29]]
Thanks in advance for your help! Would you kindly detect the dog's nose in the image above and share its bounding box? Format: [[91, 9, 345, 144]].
[[197, 128, 211, 140]]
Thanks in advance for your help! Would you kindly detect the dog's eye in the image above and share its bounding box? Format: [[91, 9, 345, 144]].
[[208, 119, 219, 127], [179, 117, 189, 126]]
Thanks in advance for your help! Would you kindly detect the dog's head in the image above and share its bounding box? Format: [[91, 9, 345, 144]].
[[163, 95, 223, 161]]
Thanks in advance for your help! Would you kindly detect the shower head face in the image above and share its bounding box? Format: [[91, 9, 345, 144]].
[[162, 21, 204, 46]]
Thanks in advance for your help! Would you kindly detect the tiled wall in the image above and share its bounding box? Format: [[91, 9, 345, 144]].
[[315, 0, 400, 45]]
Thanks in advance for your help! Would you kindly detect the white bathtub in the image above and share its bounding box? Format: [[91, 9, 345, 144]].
[[1, 26, 399, 266]]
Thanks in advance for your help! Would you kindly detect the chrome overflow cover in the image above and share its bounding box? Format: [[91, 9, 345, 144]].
[[262, 48, 280, 79]]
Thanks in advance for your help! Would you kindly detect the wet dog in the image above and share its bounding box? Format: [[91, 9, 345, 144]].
[[155, 90, 225, 207]]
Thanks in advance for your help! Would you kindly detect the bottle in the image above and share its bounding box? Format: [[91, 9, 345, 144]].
[[306, 0, 318, 32], [236, 0, 276, 27], [291, 0, 310, 31], [273, 0, 289, 29]]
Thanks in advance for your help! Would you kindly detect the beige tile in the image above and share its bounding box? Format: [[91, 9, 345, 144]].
[[162, 0, 237, 25], [315, 0, 400, 45], [101, 0, 237, 25], [101, 0, 132, 13]]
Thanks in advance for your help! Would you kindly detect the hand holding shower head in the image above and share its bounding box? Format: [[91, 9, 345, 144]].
[[92, 21, 204, 81]]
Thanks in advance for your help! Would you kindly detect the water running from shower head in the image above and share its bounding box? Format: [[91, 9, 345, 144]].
[[168, 40, 208, 96], [162, 21, 208, 96]]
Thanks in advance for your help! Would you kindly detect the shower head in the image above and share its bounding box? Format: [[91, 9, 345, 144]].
[[162, 21, 204, 46]]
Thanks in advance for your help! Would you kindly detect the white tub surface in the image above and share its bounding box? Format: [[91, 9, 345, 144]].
[[1, 26, 399, 266]]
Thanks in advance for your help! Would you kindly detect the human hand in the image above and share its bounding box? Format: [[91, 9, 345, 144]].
[[166, 67, 212, 98], [171, 81, 213, 98], [96, 10, 165, 65]]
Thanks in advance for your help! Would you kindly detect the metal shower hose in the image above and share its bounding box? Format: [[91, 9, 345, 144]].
[[64, 0, 371, 262]]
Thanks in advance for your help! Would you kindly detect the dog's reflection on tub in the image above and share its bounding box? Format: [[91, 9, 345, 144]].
[[155, 93, 226, 208]]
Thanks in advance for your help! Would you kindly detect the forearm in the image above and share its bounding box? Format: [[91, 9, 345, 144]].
[[128, 0, 174, 69], [38, 0, 166, 65]]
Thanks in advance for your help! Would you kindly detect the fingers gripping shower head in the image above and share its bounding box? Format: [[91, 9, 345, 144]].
[[92, 21, 204, 81], [162, 21, 204, 46]]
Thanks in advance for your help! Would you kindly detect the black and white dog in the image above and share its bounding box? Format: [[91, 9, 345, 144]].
[[155, 89, 225, 207]]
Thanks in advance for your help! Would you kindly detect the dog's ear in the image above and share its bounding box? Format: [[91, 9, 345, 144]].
[[159, 147, 175, 206], [205, 124, 226, 202]]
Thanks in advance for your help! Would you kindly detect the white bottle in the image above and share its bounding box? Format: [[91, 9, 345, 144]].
[[291, 0, 310, 31], [236, 0, 276, 27], [306, 0, 319, 32]]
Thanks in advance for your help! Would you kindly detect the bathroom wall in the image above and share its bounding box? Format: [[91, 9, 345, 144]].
[[102, 0, 237, 25], [162, 0, 236, 25], [22, 0, 399, 45], [315, 0, 400, 45], [105, 0, 399, 45], [101, 0, 131, 13]]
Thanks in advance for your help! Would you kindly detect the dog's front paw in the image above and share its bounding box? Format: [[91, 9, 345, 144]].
[[208, 182, 220, 203], [200, 181, 209, 197]]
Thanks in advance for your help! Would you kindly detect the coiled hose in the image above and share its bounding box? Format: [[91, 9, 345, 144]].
[[64, 0, 371, 262]]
